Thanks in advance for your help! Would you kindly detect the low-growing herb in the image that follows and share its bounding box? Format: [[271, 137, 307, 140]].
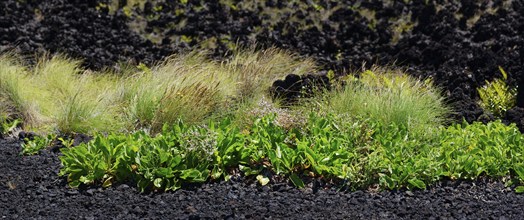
[[21, 133, 54, 155], [0, 117, 20, 138], [57, 114, 524, 193]]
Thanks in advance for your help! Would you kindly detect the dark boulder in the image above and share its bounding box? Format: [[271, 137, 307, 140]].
[[270, 73, 330, 105], [504, 107, 524, 133], [18, 131, 37, 142]]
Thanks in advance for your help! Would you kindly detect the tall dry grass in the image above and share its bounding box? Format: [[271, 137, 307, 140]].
[[0, 47, 317, 134]]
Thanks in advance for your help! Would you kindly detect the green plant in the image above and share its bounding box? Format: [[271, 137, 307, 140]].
[[438, 120, 524, 181], [140, 122, 216, 191], [58, 137, 75, 148], [297, 113, 373, 184], [59, 133, 135, 188], [366, 122, 441, 190], [477, 66, 517, 118], [323, 67, 449, 138], [0, 54, 43, 129], [1, 48, 315, 135], [33, 56, 121, 134], [246, 114, 302, 175], [1, 54, 121, 134], [119, 53, 225, 132], [57, 111, 524, 193], [209, 118, 248, 180], [21, 134, 55, 156], [60, 120, 217, 192], [0, 116, 21, 138]]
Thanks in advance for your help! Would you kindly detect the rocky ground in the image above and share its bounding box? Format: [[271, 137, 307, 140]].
[[2, 0, 524, 218]]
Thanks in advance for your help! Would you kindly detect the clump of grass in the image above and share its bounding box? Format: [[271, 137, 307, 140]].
[[217, 47, 316, 129], [32, 55, 121, 134], [223, 47, 317, 100], [0, 54, 44, 129], [118, 48, 317, 133], [0, 54, 124, 134], [117, 52, 224, 132], [321, 66, 450, 137], [0, 47, 317, 135]]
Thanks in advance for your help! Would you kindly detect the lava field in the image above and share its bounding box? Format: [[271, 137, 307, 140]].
[[2, 0, 524, 219]]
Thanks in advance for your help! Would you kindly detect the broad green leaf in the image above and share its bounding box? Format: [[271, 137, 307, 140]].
[[289, 173, 305, 188], [180, 169, 202, 180], [379, 174, 395, 189], [515, 186, 524, 194], [156, 168, 174, 178], [408, 178, 426, 189], [239, 165, 259, 176], [514, 165, 524, 180], [70, 180, 81, 188], [79, 176, 92, 184]]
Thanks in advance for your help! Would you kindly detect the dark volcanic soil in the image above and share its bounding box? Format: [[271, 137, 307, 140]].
[[2, 0, 524, 218], [2, 138, 524, 219]]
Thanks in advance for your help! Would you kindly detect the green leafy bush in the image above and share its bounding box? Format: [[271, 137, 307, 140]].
[[437, 120, 524, 180], [361, 120, 524, 190], [58, 113, 524, 192], [477, 67, 517, 118], [60, 120, 222, 191], [134, 122, 216, 191]]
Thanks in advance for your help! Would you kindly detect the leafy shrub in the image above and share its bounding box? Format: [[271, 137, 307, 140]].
[[293, 114, 376, 188], [134, 122, 216, 191], [59, 133, 131, 188], [58, 113, 524, 192], [477, 67, 516, 118], [437, 120, 524, 180], [60, 120, 222, 191]]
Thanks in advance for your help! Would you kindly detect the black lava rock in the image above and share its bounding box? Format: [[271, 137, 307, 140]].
[[18, 131, 37, 142], [504, 107, 524, 132], [270, 73, 330, 104]]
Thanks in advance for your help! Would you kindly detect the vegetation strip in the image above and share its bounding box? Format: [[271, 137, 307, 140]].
[[1, 50, 523, 193], [55, 114, 524, 192]]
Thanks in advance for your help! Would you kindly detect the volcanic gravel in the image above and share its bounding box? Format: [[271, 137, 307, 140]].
[[2, 138, 524, 219], [2, 0, 524, 218]]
